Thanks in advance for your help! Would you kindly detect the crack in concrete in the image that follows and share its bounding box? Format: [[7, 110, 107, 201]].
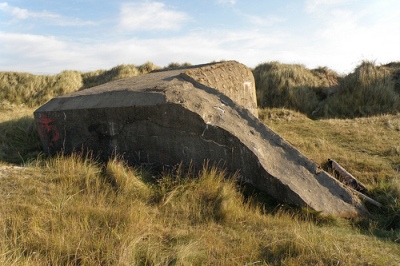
[[200, 124, 230, 149]]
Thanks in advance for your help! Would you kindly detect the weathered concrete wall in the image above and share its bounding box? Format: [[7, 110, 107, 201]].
[[34, 61, 366, 217], [180, 61, 258, 117]]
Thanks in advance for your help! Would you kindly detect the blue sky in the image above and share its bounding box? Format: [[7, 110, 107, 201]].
[[1, 0, 399, 74]]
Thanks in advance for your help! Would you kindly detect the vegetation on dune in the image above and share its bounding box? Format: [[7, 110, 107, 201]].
[[254, 60, 400, 118], [0, 62, 161, 108], [163, 61, 192, 70], [253, 61, 339, 116], [323, 61, 400, 118], [1, 60, 400, 264], [81, 62, 161, 89], [0, 61, 196, 109], [0, 70, 82, 107], [2, 59, 399, 118]]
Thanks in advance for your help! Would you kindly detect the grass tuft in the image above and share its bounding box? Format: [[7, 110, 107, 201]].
[[105, 157, 152, 201], [369, 178, 400, 232]]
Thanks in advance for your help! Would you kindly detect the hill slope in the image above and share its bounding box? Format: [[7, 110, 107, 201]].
[[254, 61, 400, 118]]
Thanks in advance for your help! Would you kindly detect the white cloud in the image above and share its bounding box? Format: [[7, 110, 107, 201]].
[[0, 2, 95, 26], [118, 1, 190, 31], [0, 32, 105, 73], [303, 0, 400, 73], [0, 28, 285, 73]]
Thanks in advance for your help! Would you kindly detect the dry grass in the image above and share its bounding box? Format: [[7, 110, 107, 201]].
[[0, 70, 83, 107], [259, 108, 400, 182], [163, 62, 192, 70], [0, 61, 191, 110], [1, 151, 400, 265]]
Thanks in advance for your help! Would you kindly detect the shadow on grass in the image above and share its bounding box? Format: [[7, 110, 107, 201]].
[[0, 115, 42, 164], [241, 182, 338, 226]]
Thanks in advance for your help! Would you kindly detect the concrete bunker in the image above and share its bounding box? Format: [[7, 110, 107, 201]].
[[34, 61, 366, 217]]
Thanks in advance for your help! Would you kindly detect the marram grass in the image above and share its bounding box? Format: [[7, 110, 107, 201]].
[[0, 62, 161, 108], [253, 60, 400, 118], [322, 61, 400, 118], [253, 61, 339, 116]]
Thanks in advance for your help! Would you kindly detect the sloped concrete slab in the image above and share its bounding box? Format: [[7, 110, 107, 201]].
[[34, 61, 366, 217]]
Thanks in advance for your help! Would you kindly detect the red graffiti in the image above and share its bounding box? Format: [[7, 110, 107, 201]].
[[36, 113, 60, 146]]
